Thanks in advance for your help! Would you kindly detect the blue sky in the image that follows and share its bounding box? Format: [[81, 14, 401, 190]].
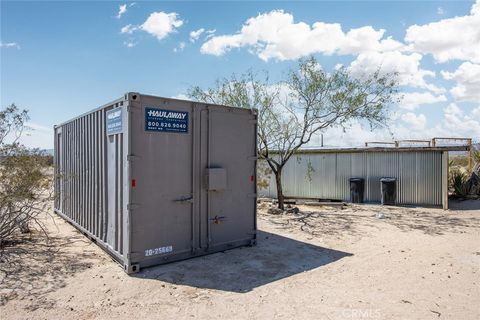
[[1, 0, 479, 149]]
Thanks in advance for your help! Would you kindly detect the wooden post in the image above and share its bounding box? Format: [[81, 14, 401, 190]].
[[442, 151, 449, 210], [468, 138, 472, 172]]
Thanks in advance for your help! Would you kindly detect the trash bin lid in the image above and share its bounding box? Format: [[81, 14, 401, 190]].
[[350, 177, 364, 182], [380, 177, 396, 182]]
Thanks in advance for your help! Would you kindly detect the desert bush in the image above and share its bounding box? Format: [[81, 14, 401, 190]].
[[449, 170, 468, 198], [0, 104, 52, 248], [473, 150, 480, 174]]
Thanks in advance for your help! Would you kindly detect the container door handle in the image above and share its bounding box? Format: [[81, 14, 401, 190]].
[[174, 195, 194, 203]]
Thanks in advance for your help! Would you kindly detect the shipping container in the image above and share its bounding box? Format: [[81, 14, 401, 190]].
[[54, 93, 258, 273]]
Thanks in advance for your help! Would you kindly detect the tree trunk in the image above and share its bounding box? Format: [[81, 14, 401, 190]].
[[274, 169, 285, 210]]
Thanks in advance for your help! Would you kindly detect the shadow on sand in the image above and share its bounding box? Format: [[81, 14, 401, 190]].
[[448, 199, 480, 211], [0, 230, 97, 309], [135, 231, 352, 293]]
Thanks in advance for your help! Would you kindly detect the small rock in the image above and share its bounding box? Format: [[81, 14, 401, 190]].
[[376, 212, 385, 219], [267, 207, 284, 215], [286, 207, 300, 214]]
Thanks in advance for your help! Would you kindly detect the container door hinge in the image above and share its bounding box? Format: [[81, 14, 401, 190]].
[[127, 154, 140, 161], [127, 203, 140, 210]]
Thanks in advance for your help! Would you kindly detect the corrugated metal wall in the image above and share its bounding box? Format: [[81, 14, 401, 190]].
[[54, 102, 127, 261], [258, 151, 444, 206]]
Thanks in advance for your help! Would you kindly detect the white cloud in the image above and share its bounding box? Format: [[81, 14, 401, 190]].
[[200, 10, 404, 61], [120, 24, 137, 34], [116, 4, 127, 19], [405, 0, 480, 63], [205, 29, 216, 40], [348, 51, 444, 93], [441, 62, 480, 102], [190, 28, 205, 42], [0, 42, 20, 49], [472, 106, 480, 119], [399, 91, 447, 110], [141, 12, 183, 40], [123, 41, 136, 48], [441, 103, 480, 137], [401, 112, 427, 129], [318, 104, 480, 148], [437, 7, 445, 15], [173, 41, 186, 52]]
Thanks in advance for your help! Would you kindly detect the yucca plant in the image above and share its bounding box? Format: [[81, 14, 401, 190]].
[[450, 170, 468, 198], [472, 150, 480, 174]]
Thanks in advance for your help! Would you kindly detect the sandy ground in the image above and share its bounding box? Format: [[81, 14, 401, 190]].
[[1, 200, 479, 320]]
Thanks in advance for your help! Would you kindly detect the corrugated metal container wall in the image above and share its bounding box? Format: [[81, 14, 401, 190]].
[[54, 97, 129, 263], [54, 93, 257, 273], [259, 151, 444, 207]]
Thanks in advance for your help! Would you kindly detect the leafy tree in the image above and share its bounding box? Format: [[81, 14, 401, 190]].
[[0, 104, 52, 248], [189, 56, 399, 209]]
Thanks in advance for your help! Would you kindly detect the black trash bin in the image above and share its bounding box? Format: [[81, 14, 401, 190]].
[[350, 178, 365, 203], [380, 178, 396, 205]]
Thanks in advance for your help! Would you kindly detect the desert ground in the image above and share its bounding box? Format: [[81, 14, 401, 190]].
[[1, 200, 479, 320]]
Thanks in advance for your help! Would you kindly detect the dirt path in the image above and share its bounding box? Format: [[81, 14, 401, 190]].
[[1, 201, 479, 319]]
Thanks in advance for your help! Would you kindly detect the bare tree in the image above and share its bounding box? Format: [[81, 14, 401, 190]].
[[189, 56, 399, 209], [0, 104, 52, 248]]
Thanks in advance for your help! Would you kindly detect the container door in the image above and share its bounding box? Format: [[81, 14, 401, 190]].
[[202, 109, 256, 248], [130, 98, 195, 262]]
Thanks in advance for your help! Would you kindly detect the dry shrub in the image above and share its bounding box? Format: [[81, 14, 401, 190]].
[[0, 104, 53, 249]]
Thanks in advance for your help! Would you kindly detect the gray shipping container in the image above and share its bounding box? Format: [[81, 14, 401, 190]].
[[54, 93, 257, 273]]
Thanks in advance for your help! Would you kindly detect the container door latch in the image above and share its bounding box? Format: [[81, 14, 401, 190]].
[[174, 195, 194, 204], [209, 215, 226, 224]]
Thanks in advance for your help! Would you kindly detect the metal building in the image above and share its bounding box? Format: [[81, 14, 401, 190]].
[[54, 93, 257, 273], [259, 147, 468, 209]]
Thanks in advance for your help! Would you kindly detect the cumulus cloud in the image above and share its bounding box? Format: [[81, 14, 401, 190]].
[[199, 10, 445, 94], [119, 11, 183, 41], [440, 103, 480, 137], [405, 0, 480, 63], [441, 62, 480, 102], [200, 10, 404, 61], [399, 91, 447, 110], [472, 106, 480, 119], [141, 12, 183, 40], [318, 105, 479, 148], [190, 28, 205, 42], [348, 51, 444, 93], [401, 112, 427, 129], [0, 42, 20, 49]]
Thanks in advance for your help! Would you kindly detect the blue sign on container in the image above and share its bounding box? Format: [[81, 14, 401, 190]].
[[145, 107, 188, 133], [106, 107, 123, 135]]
